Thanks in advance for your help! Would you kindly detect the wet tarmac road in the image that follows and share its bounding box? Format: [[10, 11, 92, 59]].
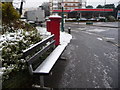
[[65, 22, 118, 46], [59, 30, 118, 88], [44, 22, 118, 88]]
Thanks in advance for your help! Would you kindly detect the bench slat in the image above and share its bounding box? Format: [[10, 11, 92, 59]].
[[33, 44, 67, 74], [27, 40, 55, 64], [23, 35, 54, 57]]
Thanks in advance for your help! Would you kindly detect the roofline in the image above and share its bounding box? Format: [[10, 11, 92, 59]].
[[52, 8, 113, 13], [74, 9, 113, 12]]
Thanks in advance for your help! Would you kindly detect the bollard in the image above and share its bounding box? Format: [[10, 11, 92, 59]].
[[68, 27, 71, 34]]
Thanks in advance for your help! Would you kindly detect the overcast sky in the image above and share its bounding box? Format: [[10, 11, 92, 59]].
[[13, 0, 119, 9], [86, 0, 119, 7]]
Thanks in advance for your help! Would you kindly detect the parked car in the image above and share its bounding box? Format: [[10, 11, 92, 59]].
[[79, 18, 87, 21], [96, 17, 106, 22], [88, 18, 97, 21]]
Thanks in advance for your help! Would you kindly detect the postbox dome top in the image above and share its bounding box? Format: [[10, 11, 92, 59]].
[[49, 14, 62, 19]]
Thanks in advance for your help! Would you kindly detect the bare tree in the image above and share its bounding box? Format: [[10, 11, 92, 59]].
[[41, 2, 50, 17], [19, 0, 25, 15]]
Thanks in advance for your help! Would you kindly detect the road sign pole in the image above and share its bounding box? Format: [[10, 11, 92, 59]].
[[61, 3, 64, 32]]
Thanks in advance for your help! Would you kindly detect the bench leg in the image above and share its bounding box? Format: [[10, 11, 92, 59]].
[[32, 76, 51, 89], [40, 76, 51, 90], [40, 76, 44, 88]]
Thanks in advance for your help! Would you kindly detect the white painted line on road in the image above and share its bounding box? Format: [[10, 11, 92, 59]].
[[78, 28, 86, 31], [84, 32, 93, 35], [104, 37, 115, 40], [88, 29, 106, 32], [97, 38, 103, 41]]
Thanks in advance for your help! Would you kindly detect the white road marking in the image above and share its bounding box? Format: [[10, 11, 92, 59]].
[[97, 38, 103, 41]]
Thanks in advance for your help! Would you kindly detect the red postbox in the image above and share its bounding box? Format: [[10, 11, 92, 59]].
[[46, 20, 51, 32], [49, 15, 61, 46]]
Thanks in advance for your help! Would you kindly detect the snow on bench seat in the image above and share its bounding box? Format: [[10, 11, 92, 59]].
[[33, 44, 67, 74]]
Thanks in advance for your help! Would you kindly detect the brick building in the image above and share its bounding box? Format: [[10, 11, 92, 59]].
[[49, 0, 86, 14]]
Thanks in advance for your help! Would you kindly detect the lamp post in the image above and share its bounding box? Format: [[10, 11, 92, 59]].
[[61, 0, 64, 32], [104, 0, 106, 21], [104, 0, 106, 7]]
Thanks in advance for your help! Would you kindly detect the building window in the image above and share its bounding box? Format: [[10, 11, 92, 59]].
[[65, 3, 67, 6], [65, 7, 68, 10]]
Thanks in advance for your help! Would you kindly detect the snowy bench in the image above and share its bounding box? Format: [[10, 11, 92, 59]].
[[22, 34, 67, 88]]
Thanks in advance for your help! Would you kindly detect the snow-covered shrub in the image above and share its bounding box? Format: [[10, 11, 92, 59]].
[[1, 20, 36, 34], [0, 29, 42, 81], [107, 16, 116, 22]]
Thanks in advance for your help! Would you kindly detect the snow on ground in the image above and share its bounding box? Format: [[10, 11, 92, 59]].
[[60, 31, 72, 45], [36, 26, 72, 46], [36, 27, 50, 35], [49, 14, 61, 18], [36, 27, 51, 39]]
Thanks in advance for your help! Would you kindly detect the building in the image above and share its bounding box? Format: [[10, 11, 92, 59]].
[[62, 0, 82, 10], [53, 8, 113, 19], [50, 0, 113, 19], [49, 0, 86, 14]]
